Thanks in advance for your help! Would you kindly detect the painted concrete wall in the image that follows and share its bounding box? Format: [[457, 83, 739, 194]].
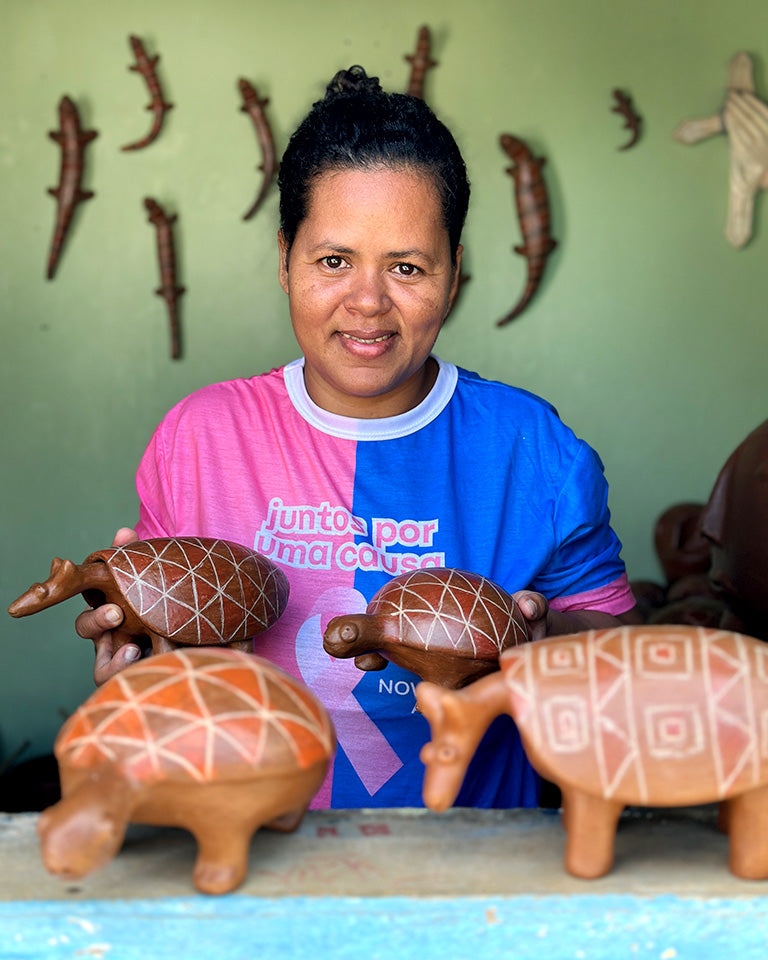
[[2, 0, 767, 761]]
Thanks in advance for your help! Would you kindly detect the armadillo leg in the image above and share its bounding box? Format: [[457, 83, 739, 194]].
[[190, 823, 252, 895], [560, 787, 623, 879], [724, 785, 768, 879], [265, 805, 308, 833]]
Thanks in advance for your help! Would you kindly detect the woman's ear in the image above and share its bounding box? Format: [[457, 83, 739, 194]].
[[277, 230, 290, 293], [445, 244, 464, 317]]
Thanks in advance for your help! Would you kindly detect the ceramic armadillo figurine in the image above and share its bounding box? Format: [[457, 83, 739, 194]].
[[323, 567, 530, 689], [8, 537, 289, 655], [418, 625, 768, 879], [37, 647, 336, 894]]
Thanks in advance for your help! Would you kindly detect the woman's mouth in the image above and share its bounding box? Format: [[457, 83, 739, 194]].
[[338, 331, 395, 345]]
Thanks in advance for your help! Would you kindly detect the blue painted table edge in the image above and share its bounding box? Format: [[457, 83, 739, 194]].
[[2, 894, 768, 959]]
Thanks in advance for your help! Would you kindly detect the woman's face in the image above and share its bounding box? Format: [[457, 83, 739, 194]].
[[278, 166, 462, 418]]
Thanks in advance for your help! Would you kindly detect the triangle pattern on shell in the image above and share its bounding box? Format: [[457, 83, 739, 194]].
[[707, 634, 758, 794], [108, 538, 273, 644], [592, 631, 645, 800]]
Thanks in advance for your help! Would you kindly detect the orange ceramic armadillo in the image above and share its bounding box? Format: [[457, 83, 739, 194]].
[[418, 625, 768, 879], [37, 648, 336, 894]]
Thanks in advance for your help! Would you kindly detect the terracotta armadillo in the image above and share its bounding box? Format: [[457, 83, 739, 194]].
[[37, 647, 336, 894], [8, 537, 289, 655], [418, 625, 768, 879], [323, 567, 530, 689]]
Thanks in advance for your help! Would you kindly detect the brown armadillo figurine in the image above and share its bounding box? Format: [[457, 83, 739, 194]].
[[323, 567, 530, 689], [418, 625, 768, 879], [37, 647, 335, 894], [8, 537, 289, 655]]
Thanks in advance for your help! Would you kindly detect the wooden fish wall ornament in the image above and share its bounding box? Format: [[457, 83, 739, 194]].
[[674, 51, 768, 249], [144, 197, 184, 359], [238, 78, 278, 221], [404, 25, 437, 99], [121, 35, 173, 151], [497, 134, 557, 326], [611, 89, 642, 150], [46, 96, 98, 280]]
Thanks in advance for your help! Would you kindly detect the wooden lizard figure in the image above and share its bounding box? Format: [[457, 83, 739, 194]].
[[674, 51, 768, 248]]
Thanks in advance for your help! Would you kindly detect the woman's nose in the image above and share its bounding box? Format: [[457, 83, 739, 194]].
[[345, 269, 392, 315]]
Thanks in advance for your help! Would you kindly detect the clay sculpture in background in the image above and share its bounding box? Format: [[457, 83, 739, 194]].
[[37, 648, 336, 895], [653, 502, 711, 586], [674, 51, 768, 248], [238, 78, 278, 221], [641, 500, 723, 626], [497, 134, 557, 326], [611, 88, 642, 150], [404, 25, 437, 99], [8, 537, 289, 657], [323, 567, 530, 690], [45, 95, 98, 280], [144, 197, 185, 359], [700, 418, 768, 641], [419, 625, 768, 879], [121, 35, 173, 151]]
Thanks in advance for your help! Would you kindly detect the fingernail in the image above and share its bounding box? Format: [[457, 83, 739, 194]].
[[105, 607, 122, 625], [522, 599, 537, 617], [124, 647, 140, 662]]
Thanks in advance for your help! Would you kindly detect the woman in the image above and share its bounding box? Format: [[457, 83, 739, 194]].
[[78, 66, 636, 809]]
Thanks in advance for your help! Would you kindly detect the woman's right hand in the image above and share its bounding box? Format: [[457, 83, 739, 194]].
[[75, 527, 142, 686]]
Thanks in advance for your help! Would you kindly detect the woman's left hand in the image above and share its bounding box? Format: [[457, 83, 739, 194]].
[[512, 589, 638, 641]]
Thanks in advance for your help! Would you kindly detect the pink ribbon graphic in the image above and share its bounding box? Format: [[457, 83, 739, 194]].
[[295, 587, 403, 805]]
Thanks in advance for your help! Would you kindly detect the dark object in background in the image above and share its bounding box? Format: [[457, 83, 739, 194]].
[[144, 197, 185, 359], [121, 35, 173, 151], [238, 78, 278, 221], [46, 96, 98, 280], [0, 755, 60, 813], [700, 419, 768, 640], [497, 134, 557, 326], [654, 502, 711, 585], [404, 25, 437, 99], [611, 88, 642, 150]]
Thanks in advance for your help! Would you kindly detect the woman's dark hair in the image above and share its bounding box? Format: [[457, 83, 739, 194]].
[[278, 65, 470, 264]]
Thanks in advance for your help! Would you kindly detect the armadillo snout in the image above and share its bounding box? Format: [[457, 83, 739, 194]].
[[322, 616, 362, 658]]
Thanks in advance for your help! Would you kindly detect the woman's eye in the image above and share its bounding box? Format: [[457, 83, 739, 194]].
[[394, 262, 420, 277]]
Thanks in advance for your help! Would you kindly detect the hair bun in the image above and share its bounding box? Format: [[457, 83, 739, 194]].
[[325, 65, 383, 98]]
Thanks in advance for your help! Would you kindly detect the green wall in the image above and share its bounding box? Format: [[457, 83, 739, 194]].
[[2, 0, 767, 763]]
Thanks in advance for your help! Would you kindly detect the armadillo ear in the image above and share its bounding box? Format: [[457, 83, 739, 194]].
[[49, 557, 76, 580], [414, 681, 445, 726]]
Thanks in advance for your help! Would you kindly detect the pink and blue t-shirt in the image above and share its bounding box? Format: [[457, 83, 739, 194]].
[[135, 357, 634, 809]]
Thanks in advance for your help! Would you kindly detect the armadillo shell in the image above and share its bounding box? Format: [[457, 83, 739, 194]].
[[55, 648, 335, 783], [368, 567, 529, 658], [85, 537, 289, 646]]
